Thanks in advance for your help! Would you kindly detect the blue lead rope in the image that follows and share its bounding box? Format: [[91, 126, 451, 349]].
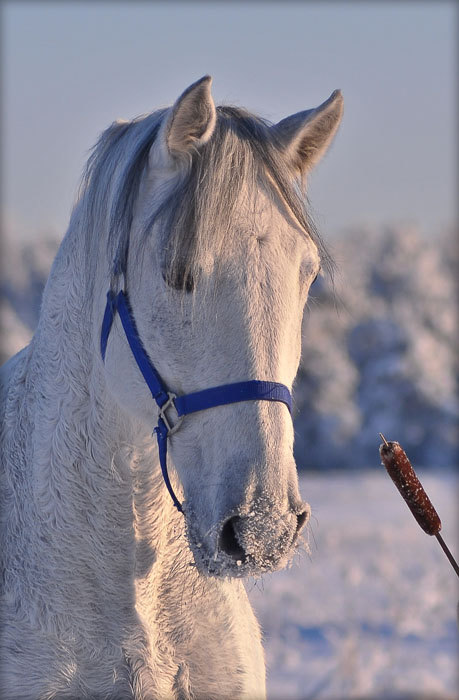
[[101, 290, 292, 513]]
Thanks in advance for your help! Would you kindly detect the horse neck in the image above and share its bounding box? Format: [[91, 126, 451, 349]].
[[27, 226, 178, 581]]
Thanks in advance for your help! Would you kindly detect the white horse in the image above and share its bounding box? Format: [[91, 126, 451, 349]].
[[0, 76, 343, 699]]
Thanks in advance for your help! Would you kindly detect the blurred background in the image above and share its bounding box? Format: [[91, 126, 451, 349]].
[[1, 2, 457, 698]]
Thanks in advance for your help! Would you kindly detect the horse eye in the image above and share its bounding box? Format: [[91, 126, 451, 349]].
[[311, 266, 322, 286], [182, 273, 194, 293], [163, 268, 194, 293]]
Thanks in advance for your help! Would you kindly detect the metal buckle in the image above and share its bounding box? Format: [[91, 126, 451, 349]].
[[158, 392, 183, 436]]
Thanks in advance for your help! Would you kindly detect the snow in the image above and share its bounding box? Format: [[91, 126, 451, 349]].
[[0, 297, 32, 363], [248, 470, 458, 699], [295, 226, 458, 470]]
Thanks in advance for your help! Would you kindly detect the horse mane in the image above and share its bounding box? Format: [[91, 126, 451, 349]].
[[73, 104, 333, 293]]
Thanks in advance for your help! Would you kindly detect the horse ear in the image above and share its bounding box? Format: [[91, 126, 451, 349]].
[[165, 75, 216, 159], [273, 90, 343, 174]]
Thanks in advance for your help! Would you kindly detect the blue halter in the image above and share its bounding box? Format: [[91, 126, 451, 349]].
[[101, 290, 292, 513]]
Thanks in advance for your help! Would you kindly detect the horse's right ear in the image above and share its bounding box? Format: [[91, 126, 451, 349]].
[[160, 76, 216, 161]]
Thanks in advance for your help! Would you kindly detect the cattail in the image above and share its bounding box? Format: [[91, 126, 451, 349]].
[[379, 434, 459, 578], [379, 436, 441, 535]]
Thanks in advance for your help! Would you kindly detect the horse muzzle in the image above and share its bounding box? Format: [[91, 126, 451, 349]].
[[187, 501, 311, 578]]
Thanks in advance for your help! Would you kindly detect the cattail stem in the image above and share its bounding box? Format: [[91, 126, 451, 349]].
[[435, 533, 459, 578]]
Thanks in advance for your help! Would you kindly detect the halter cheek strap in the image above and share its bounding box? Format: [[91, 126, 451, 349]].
[[101, 290, 292, 513]]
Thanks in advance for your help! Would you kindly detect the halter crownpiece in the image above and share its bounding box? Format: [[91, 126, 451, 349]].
[[101, 290, 293, 513]]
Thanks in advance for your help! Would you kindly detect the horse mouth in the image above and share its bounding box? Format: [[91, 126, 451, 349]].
[[191, 540, 296, 579]]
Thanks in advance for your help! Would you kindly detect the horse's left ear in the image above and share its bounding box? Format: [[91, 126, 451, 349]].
[[273, 90, 343, 174], [164, 75, 216, 159]]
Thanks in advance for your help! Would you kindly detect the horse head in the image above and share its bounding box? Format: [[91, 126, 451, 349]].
[[99, 76, 343, 577]]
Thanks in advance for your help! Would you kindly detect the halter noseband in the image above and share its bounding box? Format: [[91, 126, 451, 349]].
[[101, 290, 292, 513]]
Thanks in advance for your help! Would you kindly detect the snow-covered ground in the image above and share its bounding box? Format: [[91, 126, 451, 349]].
[[248, 470, 458, 700]]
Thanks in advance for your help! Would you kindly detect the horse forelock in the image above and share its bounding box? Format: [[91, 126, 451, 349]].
[[75, 109, 166, 293], [74, 103, 333, 295]]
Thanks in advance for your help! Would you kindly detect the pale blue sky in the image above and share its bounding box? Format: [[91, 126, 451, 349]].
[[2, 1, 457, 243]]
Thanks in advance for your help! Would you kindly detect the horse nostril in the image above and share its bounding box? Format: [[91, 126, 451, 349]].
[[296, 509, 309, 534], [219, 516, 246, 561]]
